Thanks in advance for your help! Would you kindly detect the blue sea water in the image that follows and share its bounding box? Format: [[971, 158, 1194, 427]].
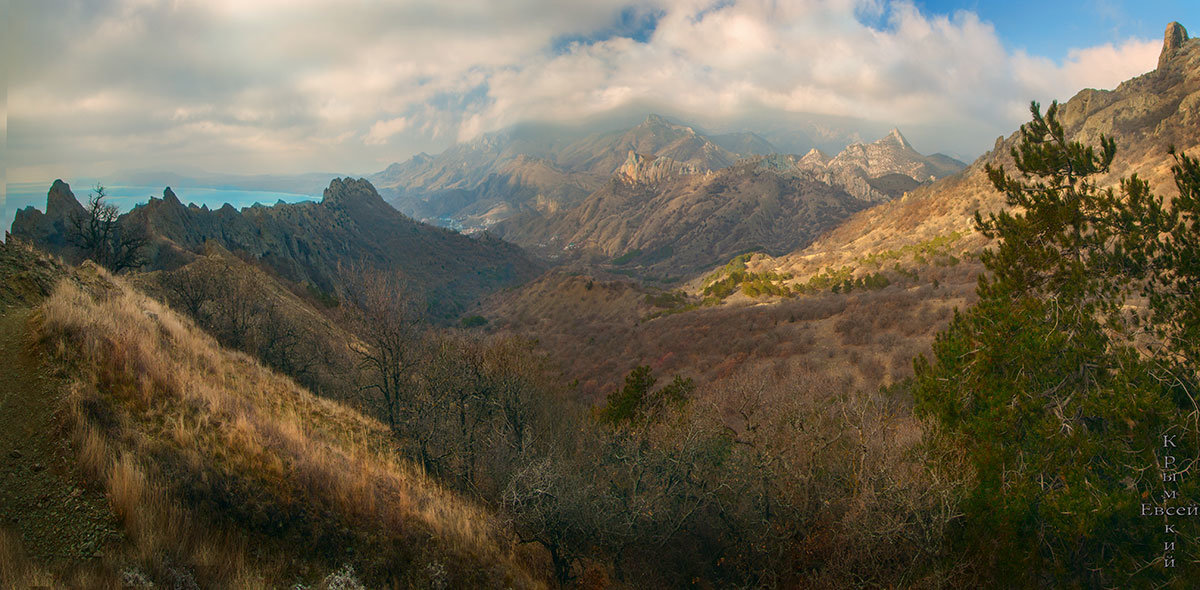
[[4, 181, 320, 240]]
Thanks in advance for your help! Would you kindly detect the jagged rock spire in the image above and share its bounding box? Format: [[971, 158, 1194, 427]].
[[46, 179, 84, 219], [162, 187, 182, 206], [1159, 22, 1189, 70]]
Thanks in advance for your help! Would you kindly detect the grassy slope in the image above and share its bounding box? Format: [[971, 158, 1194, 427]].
[[132, 244, 363, 406], [1, 252, 543, 588], [0, 307, 127, 588]]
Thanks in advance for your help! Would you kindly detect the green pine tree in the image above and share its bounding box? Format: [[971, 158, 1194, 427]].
[[915, 101, 1200, 586]]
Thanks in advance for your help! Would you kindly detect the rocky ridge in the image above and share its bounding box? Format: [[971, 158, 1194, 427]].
[[11, 178, 540, 320], [373, 114, 772, 231], [794, 128, 965, 201]]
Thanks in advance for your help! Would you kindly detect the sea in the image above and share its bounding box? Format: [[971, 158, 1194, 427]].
[[3, 181, 321, 241]]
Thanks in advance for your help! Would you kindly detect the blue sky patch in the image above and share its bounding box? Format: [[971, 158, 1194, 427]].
[[549, 6, 664, 54]]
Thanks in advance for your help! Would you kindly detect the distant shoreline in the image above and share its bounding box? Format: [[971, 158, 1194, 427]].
[[3, 182, 320, 241]]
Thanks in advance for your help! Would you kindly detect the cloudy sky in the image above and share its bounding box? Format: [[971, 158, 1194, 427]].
[[6, 0, 1197, 183]]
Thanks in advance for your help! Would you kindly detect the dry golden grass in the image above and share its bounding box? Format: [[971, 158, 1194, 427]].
[[35, 263, 543, 588], [0, 528, 57, 588]]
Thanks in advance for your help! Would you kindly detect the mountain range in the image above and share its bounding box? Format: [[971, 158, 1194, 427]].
[[372, 114, 964, 237], [368, 114, 963, 276], [10, 178, 539, 320]]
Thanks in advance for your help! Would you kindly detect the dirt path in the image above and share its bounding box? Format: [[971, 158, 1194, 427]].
[[0, 307, 123, 565]]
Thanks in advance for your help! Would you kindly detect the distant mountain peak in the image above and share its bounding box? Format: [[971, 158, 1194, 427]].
[[800, 148, 830, 167], [635, 113, 696, 135], [642, 113, 671, 126], [875, 128, 913, 150]]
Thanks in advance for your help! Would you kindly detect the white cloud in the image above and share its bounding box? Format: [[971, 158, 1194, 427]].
[[1012, 38, 1160, 107], [364, 116, 411, 145], [5, 0, 1164, 181]]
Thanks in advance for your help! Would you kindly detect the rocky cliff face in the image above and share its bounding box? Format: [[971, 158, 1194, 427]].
[[615, 151, 705, 185], [799, 148, 831, 168], [1160, 21, 1189, 69]]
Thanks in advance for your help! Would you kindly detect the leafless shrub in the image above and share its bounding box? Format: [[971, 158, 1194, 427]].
[[67, 185, 148, 272]]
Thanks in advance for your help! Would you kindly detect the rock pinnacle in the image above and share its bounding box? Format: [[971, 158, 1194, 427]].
[[1159, 22, 1188, 70]]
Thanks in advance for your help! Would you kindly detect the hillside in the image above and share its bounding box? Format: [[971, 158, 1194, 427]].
[[480, 265, 974, 400], [755, 22, 1200, 284], [496, 157, 873, 276], [0, 242, 543, 588], [132, 243, 361, 405], [10, 178, 540, 321]]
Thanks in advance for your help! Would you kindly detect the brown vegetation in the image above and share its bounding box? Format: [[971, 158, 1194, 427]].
[[138, 246, 359, 405], [484, 267, 974, 402], [30, 263, 543, 588]]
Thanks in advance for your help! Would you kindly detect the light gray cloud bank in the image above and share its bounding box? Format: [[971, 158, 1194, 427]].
[[7, 0, 1159, 181]]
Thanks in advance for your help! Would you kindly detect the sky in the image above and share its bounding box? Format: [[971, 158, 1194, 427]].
[[5, 0, 1198, 184]]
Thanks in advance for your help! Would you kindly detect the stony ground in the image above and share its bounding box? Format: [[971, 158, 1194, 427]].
[[0, 307, 124, 567]]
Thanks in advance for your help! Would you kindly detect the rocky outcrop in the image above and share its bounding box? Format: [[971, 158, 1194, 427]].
[[616, 151, 702, 185], [1160, 22, 1189, 70], [799, 148, 830, 168], [47, 180, 86, 220], [9, 180, 86, 249]]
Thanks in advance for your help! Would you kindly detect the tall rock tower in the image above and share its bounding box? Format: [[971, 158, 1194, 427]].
[[1159, 22, 1189, 70]]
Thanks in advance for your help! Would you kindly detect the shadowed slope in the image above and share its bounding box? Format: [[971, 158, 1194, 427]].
[[5, 258, 543, 588]]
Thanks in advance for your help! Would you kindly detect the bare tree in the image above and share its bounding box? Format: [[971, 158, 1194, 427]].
[[165, 262, 219, 319], [503, 456, 601, 585], [67, 185, 147, 272], [339, 263, 424, 433], [254, 301, 320, 387]]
